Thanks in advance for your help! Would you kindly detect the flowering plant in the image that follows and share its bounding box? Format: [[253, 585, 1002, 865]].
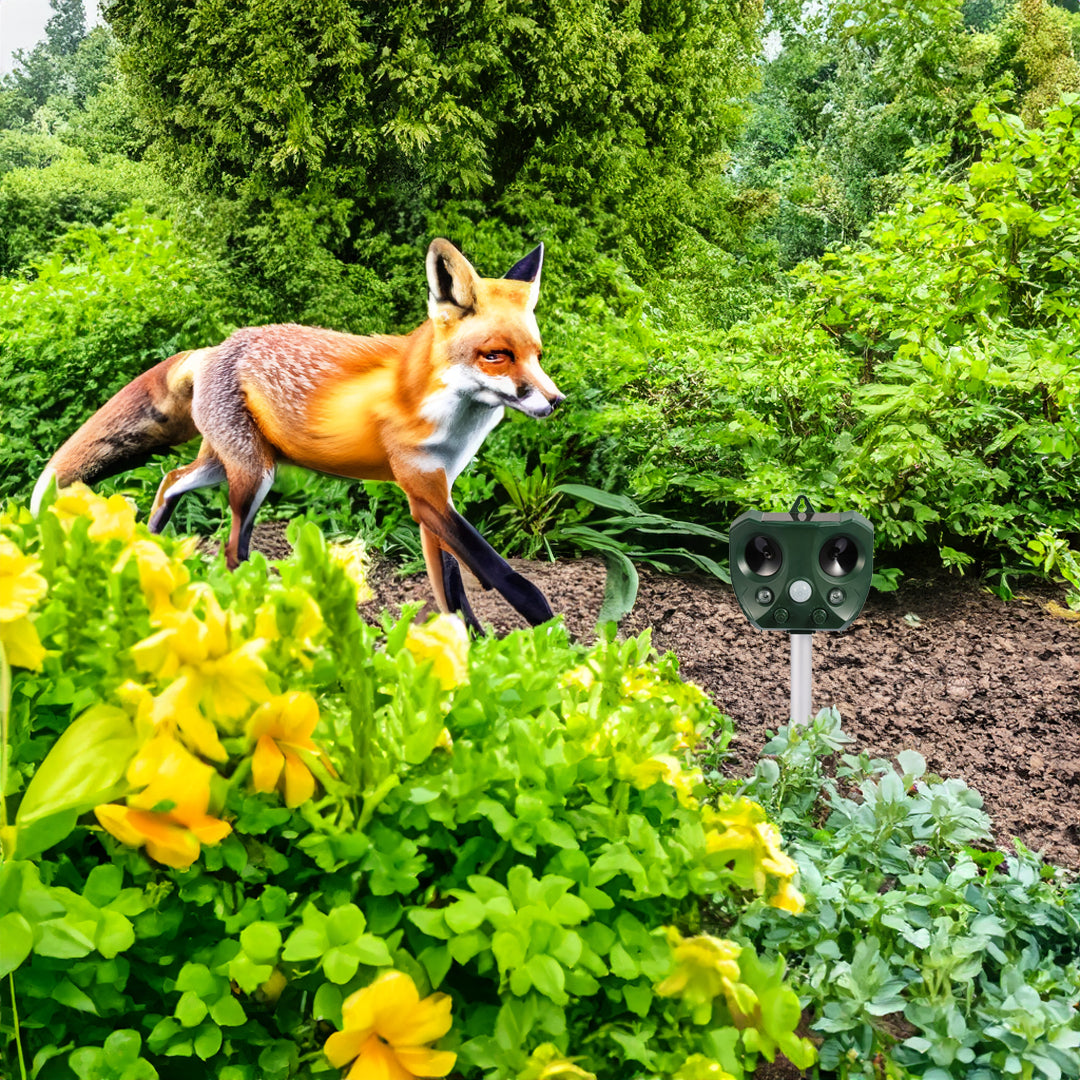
[[0, 487, 813, 1078]]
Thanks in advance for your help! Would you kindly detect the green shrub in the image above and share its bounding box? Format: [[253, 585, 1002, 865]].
[[0, 155, 163, 273], [0, 488, 814, 1078], [0, 206, 229, 498], [731, 709, 1080, 1077]]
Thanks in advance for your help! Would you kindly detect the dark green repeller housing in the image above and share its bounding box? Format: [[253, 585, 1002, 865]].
[[729, 496, 874, 632]]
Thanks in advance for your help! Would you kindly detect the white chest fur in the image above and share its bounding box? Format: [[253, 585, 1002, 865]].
[[419, 378, 505, 486]]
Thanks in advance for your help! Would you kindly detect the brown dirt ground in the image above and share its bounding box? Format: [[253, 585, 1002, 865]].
[[250, 523, 1080, 868]]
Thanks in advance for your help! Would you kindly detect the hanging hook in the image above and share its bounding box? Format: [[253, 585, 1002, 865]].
[[789, 494, 815, 521]]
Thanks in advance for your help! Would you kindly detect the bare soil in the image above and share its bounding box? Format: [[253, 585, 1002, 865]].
[[252, 523, 1080, 869]]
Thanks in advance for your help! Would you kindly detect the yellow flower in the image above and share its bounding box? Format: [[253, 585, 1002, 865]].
[[404, 614, 469, 691], [49, 483, 107, 526], [655, 928, 742, 1008], [673, 1055, 737, 1080], [517, 1043, 596, 1080], [87, 493, 137, 543], [0, 617, 45, 670], [624, 754, 702, 809], [0, 537, 47, 621], [329, 539, 374, 603], [247, 692, 323, 808], [703, 798, 800, 898], [95, 736, 230, 868], [121, 680, 227, 764], [116, 539, 192, 619], [131, 588, 270, 721], [0, 537, 47, 670], [323, 970, 456, 1080], [768, 879, 806, 915]]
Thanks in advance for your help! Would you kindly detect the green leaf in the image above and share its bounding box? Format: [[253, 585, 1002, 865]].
[[52, 977, 98, 1014], [313, 983, 343, 1025], [596, 550, 639, 626], [240, 921, 282, 964], [176, 990, 209, 1028], [209, 996, 247, 1027], [83, 865, 124, 908], [16, 705, 137, 825], [282, 926, 327, 961], [322, 947, 359, 984], [525, 954, 567, 1004], [352, 935, 392, 966], [104, 1030, 143, 1068], [0, 911, 32, 977], [193, 1023, 223, 1061]]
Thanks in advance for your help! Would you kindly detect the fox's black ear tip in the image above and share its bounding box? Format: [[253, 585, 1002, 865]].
[[504, 243, 544, 283]]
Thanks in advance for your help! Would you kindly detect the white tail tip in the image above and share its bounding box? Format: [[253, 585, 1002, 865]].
[[30, 467, 57, 516]]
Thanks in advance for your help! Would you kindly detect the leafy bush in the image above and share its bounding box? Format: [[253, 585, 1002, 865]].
[[0, 488, 815, 1078], [730, 709, 1080, 1077], [0, 206, 229, 497], [571, 97, 1080, 570], [0, 154, 163, 273]]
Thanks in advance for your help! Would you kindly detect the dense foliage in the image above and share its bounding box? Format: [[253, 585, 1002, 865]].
[[0, 492, 814, 1078], [3, 3, 1080, 1075], [735, 710, 1080, 1077]]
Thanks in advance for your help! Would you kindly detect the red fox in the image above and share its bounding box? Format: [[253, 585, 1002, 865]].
[[31, 239, 564, 631]]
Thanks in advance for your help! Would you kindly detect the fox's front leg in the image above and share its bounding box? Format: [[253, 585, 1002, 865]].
[[406, 484, 554, 630], [419, 523, 482, 634]]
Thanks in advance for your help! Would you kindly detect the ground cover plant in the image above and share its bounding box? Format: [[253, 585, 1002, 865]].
[[0, 489, 815, 1078], [732, 709, 1080, 1078]]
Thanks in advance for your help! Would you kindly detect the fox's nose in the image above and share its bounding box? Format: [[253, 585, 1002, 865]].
[[549, 392, 566, 411]]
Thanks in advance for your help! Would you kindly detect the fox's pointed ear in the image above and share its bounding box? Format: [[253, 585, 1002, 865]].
[[427, 239, 479, 320], [504, 243, 543, 310]]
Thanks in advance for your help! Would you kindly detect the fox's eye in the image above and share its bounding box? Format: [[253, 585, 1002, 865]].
[[483, 351, 513, 364]]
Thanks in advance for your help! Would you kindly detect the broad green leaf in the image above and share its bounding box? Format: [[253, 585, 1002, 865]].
[[0, 911, 33, 976], [193, 1024, 223, 1061], [176, 991, 209, 1028], [322, 946, 359, 984], [596, 550, 638, 626], [240, 922, 282, 963], [209, 996, 247, 1027], [16, 705, 137, 825]]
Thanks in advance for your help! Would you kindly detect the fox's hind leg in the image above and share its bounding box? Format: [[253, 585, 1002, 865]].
[[221, 458, 276, 569], [149, 447, 227, 534]]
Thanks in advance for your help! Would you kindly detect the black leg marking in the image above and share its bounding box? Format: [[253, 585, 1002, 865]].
[[446, 510, 555, 626], [441, 551, 483, 635]]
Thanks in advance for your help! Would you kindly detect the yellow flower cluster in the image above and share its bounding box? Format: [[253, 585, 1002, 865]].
[[32, 482, 332, 868], [703, 798, 805, 914], [0, 535, 47, 669]]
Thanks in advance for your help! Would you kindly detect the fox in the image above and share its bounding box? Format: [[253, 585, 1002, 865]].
[[31, 238, 564, 632]]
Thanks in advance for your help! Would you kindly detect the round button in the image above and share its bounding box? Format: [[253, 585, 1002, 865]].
[[827, 587, 846, 606], [756, 586, 774, 605], [788, 579, 812, 603], [812, 608, 828, 625], [774, 607, 789, 625]]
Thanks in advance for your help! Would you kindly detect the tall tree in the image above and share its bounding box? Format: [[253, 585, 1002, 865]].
[[45, 0, 87, 56], [105, 0, 762, 252]]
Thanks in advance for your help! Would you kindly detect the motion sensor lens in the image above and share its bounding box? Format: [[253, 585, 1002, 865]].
[[819, 535, 858, 578], [745, 535, 782, 577]]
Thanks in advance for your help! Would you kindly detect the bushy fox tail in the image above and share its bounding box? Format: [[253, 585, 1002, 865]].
[[30, 350, 205, 514]]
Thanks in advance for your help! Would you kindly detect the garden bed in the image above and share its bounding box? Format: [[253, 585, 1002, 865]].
[[279, 529, 1080, 870]]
